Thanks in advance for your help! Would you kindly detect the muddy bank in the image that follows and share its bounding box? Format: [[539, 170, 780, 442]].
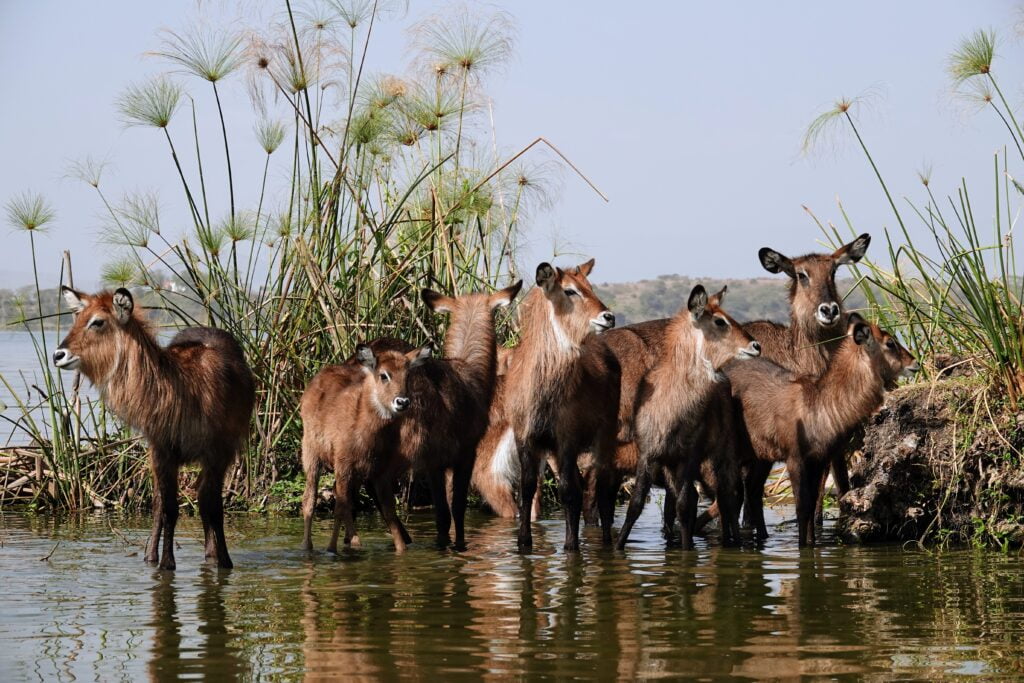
[[839, 377, 1024, 547]]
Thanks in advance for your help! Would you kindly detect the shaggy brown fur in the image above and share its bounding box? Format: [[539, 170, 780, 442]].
[[300, 344, 431, 553], [725, 315, 917, 546], [601, 234, 871, 535], [504, 259, 621, 551], [615, 285, 761, 549], [398, 282, 522, 550], [55, 287, 255, 571], [470, 345, 551, 521]]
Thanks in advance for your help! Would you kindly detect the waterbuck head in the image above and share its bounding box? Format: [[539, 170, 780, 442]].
[[53, 287, 141, 384], [355, 343, 432, 419], [685, 285, 761, 370], [421, 280, 523, 354], [534, 258, 615, 349], [847, 313, 919, 387], [759, 234, 870, 331]]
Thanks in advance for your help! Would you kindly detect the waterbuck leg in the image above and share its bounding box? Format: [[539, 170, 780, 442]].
[[374, 478, 407, 553], [451, 462, 472, 551], [327, 472, 357, 552], [616, 460, 654, 550], [199, 458, 232, 569], [427, 468, 452, 549], [156, 461, 181, 571], [146, 474, 163, 564], [516, 437, 537, 551], [301, 460, 321, 551], [744, 460, 773, 541], [556, 444, 584, 552]]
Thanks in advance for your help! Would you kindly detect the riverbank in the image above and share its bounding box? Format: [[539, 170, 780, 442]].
[[840, 373, 1024, 548]]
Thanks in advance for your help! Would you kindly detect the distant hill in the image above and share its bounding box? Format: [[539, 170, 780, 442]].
[[2, 277, 869, 331], [594, 274, 867, 327]]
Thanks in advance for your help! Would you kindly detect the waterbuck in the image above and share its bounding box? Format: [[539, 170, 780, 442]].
[[503, 259, 621, 551], [399, 282, 522, 550], [724, 314, 918, 546], [604, 234, 871, 535], [300, 343, 431, 553], [615, 285, 761, 549], [54, 287, 255, 570]]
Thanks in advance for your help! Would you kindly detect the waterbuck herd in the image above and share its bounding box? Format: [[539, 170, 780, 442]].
[[52, 234, 919, 570]]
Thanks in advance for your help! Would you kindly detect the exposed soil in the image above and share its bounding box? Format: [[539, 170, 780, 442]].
[[840, 377, 1024, 547]]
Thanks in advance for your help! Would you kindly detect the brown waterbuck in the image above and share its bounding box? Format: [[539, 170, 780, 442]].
[[300, 343, 431, 553], [724, 314, 918, 546], [399, 282, 522, 550], [54, 287, 255, 570], [615, 285, 761, 549], [504, 259, 621, 551], [603, 234, 871, 536]]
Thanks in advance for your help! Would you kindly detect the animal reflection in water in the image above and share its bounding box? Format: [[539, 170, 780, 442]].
[[148, 568, 247, 682]]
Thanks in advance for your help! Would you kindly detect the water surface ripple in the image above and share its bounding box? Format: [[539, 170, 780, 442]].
[[2, 503, 1022, 680]]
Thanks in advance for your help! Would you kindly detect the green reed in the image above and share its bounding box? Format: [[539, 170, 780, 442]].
[[2, 1, 550, 510], [805, 28, 1024, 405]]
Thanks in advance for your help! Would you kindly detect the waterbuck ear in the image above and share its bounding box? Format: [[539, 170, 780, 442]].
[[356, 344, 376, 370], [408, 343, 433, 367], [421, 288, 454, 313], [61, 286, 88, 313], [112, 288, 134, 324], [852, 321, 872, 346], [709, 285, 727, 307], [687, 285, 708, 320], [835, 233, 871, 265], [490, 280, 523, 309], [575, 258, 596, 278], [536, 263, 559, 292], [758, 247, 795, 277]]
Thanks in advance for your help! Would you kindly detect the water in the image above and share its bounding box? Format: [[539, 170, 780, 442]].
[[3, 503, 1024, 680]]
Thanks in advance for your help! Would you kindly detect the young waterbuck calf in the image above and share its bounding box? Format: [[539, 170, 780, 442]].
[[399, 282, 522, 550], [54, 287, 255, 570], [301, 343, 431, 553], [615, 285, 761, 549], [725, 314, 918, 546], [504, 259, 621, 551]]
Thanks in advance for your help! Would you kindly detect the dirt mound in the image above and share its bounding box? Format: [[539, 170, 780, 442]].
[[839, 379, 1024, 547]]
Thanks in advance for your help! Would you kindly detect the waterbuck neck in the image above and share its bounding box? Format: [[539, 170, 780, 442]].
[[804, 337, 885, 449], [637, 315, 722, 451], [441, 296, 498, 398], [98, 323, 183, 438]]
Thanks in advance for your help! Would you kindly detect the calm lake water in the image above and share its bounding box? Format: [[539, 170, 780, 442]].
[[3, 503, 1024, 680]]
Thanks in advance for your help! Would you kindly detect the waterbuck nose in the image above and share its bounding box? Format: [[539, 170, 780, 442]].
[[601, 311, 615, 327], [394, 396, 410, 411], [52, 349, 67, 365], [818, 303, 840, 322]]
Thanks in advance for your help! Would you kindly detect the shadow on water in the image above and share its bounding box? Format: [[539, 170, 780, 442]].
[[3, 502, 1024, 679]]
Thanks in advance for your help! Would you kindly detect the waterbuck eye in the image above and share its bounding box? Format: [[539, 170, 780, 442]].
[[88, 318, 105, 330], [714, 317, 728, 328], [379, 372, 390, 383], [885, 340, 897, 351], [797, 272, 809, 284], [564, 288, 579, 298]]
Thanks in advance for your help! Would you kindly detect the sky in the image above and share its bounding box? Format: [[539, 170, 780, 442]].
[[0, 0, 1021, 289]]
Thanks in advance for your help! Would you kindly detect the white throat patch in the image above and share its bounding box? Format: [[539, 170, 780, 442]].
[[548, 301, 575, 352]]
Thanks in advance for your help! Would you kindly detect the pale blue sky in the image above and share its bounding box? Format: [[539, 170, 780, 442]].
[[0, 1, 1020, 288]]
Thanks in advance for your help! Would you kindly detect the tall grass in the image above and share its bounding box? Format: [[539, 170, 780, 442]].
[[1, 1, 574, 510], [803, 28, 1024, 404]]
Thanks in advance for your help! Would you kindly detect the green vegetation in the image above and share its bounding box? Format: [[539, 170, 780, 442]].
[[0, 1, 563, 510], [805, 25, 1024, 547]]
